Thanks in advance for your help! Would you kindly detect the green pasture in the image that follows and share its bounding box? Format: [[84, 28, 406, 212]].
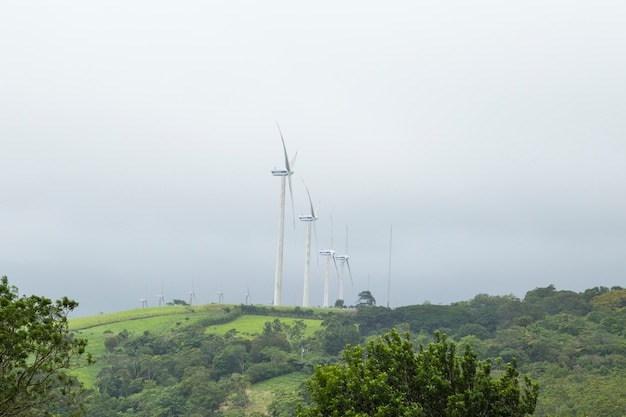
[[204, 315, 324, 339], [70, 304, 222, 330], [247, 372, 309, 414], [70, 304, 229, 388], [69, 305, 325, 389]]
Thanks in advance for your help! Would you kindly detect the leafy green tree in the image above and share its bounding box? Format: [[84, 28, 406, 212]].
[[321, 316, 361, 355], [356, 290, 376, 307], [0, 276, 93, 417], [104, 336, 118, 353], [251, 329, 291, 363], [590, 288, 626, 309], [287, 319, 307, 348], [298, 329, 538, 417], [212, 344, 249, 378]]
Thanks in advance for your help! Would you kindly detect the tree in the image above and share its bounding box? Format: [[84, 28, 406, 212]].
[[0, 276, 93, 416], [212, 344, 249, 378], [298, 329, 538, 417], [321, 316, 361, 355], [356, 290, 376, 307]]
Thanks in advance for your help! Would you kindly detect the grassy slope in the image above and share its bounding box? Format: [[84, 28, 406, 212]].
[[70, 304, 228, 387], [69, 304, 324, 400], [247, 372, 309, 414], [205, 315, 324, 339]]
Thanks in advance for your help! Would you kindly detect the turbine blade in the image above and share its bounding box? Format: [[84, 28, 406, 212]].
[[302, 180, 315, 216], [332, 255, 340, 281], [313, 219, 319, 266], [287, 174, 296, 229], [276, 121, 290, 171], [330, 212, 334, 249], [346, 259, 353, 287], [290, 151, 298, 171]]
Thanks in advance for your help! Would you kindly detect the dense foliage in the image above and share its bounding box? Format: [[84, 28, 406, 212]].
[[298, 329, 538, 416], [355, 286, 626, 416], [0, 276, 93, 417], [70, 284, 626, 416]]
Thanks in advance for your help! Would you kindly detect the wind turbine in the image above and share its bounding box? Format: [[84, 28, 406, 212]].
[[244, 287, 251, 304], [155, 285, 165, 307], [155, 294, 165, 307], [334, 225, 353, 304], [188, 286, 196, 306], [217, 289, 224, 304], [298, 184, 318, 307], [271, 122, 297, 306], [139, 298, 148, 308], [318, 213, 339, 308]]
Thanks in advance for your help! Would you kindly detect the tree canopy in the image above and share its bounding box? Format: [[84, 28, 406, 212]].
[[0, 276, 93, 417], [298, 329, 538, 417]]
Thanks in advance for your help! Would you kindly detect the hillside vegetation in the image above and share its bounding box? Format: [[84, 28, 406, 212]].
[[71, 286, 626, 416]]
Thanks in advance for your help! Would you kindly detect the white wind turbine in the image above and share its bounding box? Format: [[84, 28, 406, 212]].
[[188, 285, 196, 306], [139, 298, 148, 308], [155, 294, 165, 307], [298, 184, 318, 307], [318, 213, 339, 308], [271, 122, 297, 307], [217, 289, 224, 304], [155, 285, 165, 307], [334, 225, 353, 305], [244, 287, 251, 305]]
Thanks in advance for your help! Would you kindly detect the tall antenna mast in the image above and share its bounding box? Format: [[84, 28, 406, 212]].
[[387, 225, 392, 308]]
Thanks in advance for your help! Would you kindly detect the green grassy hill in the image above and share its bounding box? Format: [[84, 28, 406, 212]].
[[70, 303, 328, 413], [70, 304, 227, 387]]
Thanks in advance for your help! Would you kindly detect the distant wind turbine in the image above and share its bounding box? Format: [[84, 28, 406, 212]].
[[217, 289, 224, 304], [244, 287, 251, 305], [156, 285, 165, 307], [188, 282, 196, 306], [139, 298, 148, 308], [271, 122, 297, 306], [319, 213, 339, 308], [334, 225, 353, 304], [298, 183, 318, 307], [155, 294, 165, 307]]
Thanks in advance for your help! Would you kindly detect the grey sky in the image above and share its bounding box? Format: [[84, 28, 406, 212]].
[[1, 1, 625, 317]]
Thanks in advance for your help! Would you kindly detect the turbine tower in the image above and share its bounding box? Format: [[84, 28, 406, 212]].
[[318, 214, 339, 308], [298, 184, 318, 307], [334, 225, 353, 304], [139, 298, 148, 308], [217, 290, 224, 304], [271, 122, 297, 306]]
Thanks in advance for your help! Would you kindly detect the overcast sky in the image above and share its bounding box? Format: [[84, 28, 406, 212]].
[[1, 1, 625, 317]]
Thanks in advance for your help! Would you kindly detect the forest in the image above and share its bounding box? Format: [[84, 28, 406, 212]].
[[75, 285, 626, 416]]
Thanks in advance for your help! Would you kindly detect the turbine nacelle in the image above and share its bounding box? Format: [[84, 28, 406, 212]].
[[298, 214, 318, 222], [271, 169, 292, 176], [335, 254, 349, 261], [318, 249, 335, 256]]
